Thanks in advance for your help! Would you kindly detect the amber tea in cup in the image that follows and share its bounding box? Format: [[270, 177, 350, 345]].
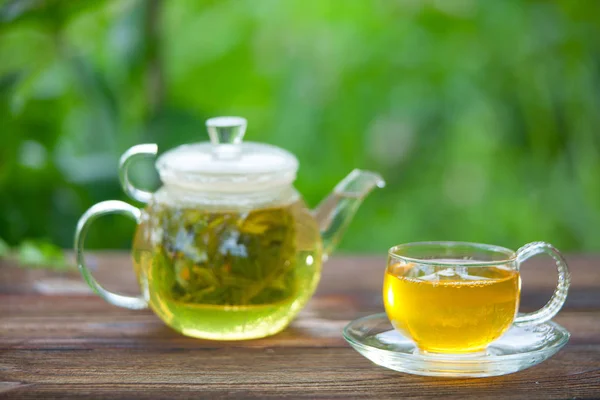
[[383, 242, 570, 354]]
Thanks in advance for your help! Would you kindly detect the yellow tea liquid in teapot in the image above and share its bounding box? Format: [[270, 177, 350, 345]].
[[133, 199, 322, 340]]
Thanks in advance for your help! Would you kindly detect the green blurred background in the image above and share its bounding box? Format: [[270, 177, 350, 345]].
[[1, 0, 599, 264]]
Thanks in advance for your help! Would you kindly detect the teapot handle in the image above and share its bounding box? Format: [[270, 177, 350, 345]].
[[74, 200, 148, 310], [119, 144, 158, 204]]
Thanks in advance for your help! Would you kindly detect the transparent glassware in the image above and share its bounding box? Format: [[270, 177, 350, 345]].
[[344, 241, 571, 377], [383, 241, 570, 353], [74, 116, 384, 340], [343, 313, 570, 378]]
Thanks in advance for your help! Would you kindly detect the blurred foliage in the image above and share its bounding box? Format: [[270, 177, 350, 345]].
[[16, 239, 70, 269], [0, 237, 8, 257], [1, 0, 600, 263]]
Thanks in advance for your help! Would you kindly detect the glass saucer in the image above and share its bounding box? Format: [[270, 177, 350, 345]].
[[343, 313, 570, 378]]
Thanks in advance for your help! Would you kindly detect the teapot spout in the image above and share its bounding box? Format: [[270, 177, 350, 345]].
[[313, 169, 385, 259]]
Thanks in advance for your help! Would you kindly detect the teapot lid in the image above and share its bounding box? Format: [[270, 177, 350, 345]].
[[155, 117, 299, 192]]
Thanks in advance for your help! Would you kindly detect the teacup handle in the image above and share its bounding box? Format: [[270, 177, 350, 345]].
[[514, 242, 571, 326], [74, 200, 148, 310]]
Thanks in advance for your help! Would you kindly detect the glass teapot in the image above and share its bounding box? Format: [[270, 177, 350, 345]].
[[75, 117, 384, 340]]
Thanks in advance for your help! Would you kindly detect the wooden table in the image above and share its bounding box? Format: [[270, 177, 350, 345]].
[[1, 253, 599, 399]]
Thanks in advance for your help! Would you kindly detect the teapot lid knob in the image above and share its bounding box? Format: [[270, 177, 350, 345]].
[[206, 116, 247, 146]]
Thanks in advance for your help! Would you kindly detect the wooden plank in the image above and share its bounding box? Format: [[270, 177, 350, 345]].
[[1, 254, 600, 399], [1, 347, 599, 399], [2, 253, 600, 298]]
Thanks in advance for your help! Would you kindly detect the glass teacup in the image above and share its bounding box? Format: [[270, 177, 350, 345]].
[[383, 241, 570, 354]]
